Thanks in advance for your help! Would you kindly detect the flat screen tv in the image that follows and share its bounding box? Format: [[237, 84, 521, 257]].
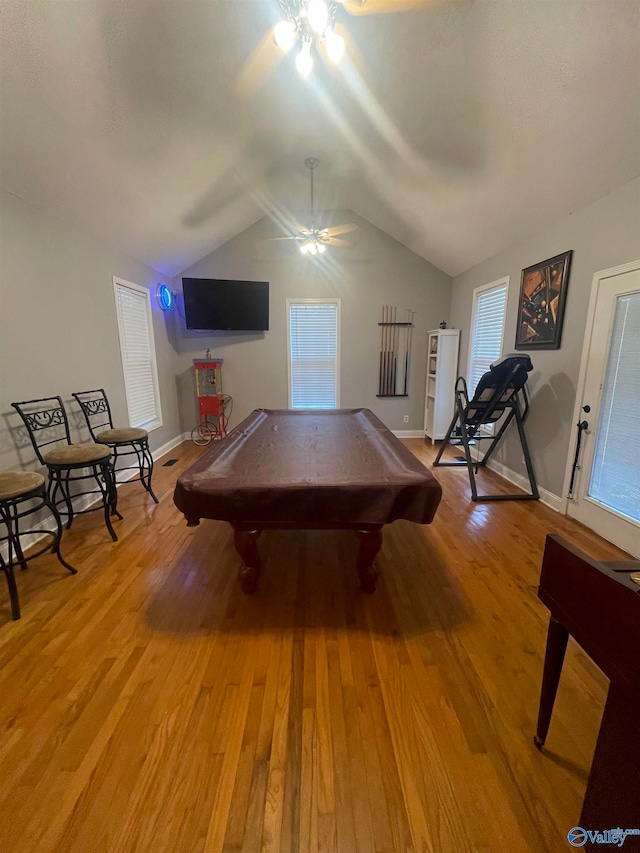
[[182, 278, 269, 331]]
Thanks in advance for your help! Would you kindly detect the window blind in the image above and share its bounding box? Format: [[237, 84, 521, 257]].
[[289, 301, 339, 409], [113, 280, 162, 430], [469, 283, 508, 396], [588, 291, 640, 523]]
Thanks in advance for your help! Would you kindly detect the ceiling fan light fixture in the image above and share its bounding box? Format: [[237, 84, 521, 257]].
[[296, 40, 314, 76], [275, 159, 353, 256], [274, 19, 297, 52], [307, 0, 329, 34], [324, 27, 345, 62], [272, 1, 348, 76]]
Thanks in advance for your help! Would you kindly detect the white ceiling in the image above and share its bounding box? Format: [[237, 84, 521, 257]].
[[1, 0, 639, 278]]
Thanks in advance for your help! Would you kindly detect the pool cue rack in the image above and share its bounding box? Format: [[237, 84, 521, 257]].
[[377, 306, 415, 397]]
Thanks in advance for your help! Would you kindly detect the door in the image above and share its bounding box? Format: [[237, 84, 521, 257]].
[[565, 262, 640, 557]]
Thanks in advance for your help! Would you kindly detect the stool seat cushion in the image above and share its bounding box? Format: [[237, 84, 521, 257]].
[[43, 444, 112, 466], [96, 427, 148, 443], [0, 471, 46, 500]]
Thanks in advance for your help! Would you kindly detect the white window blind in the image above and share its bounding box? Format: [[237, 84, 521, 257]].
[[288, 300, 339, 409], [113, 278, 162, 431], [588, 291, 640, 522], [468, 281, 508, 396]]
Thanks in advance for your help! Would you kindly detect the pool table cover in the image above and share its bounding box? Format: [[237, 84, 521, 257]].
[[173, 408, 442, 526]]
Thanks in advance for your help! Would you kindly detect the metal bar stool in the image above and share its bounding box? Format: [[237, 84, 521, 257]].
[[11, 396, 122, 542], [0, 471, 76, 620], [72, 389, 159, 504]]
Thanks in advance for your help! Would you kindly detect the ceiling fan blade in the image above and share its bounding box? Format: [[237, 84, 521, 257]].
[[343, 0, 438, 14], [323, 223, 359, 237], [269, 236, 303, 241], [235, 29, 288, 99], [326, 237, 353, 247]]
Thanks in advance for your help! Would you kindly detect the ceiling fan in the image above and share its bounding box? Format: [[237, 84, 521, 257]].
[[343, 0, 441, 14], [273, 158, 358, 255], [236, 0, 439, 97]]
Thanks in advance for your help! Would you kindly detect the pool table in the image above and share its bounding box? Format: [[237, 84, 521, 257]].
[[173, 408, 442, 593]]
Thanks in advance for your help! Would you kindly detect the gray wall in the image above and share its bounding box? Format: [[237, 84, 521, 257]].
[[451, 177, 640, 498], [171, 212, 452, 434], [5, 171, 637, 505], [0, 189, 181, 473]]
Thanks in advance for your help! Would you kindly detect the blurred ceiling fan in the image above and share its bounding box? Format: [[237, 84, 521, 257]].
[[236, 0, 438, 96], [344, 0, 440, 14], [273, 158, 358, 255]]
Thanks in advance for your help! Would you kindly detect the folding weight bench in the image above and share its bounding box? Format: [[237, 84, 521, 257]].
[[433, 354, 539, 501]]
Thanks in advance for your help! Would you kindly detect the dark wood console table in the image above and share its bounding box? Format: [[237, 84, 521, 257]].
[[535, 534, 640, 834]]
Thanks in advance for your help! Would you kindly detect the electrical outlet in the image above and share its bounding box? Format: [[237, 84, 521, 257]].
[[403, 415, 409, 423]]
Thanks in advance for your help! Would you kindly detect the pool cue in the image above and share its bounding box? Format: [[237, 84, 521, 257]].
[[378, 306, 384, 394], [385, 305, 390, 395], [385, 305, 391, 395], [380, 305, 387, 394], [383, 305, 389, 394], [381, 306, 385, 394], [392, 305, 397, 395], [387, 305, 392, 395], [383, 305, 387, 395], [403, 316, 408, 396], [403, 309, 413, 395], [388, 305, 393, 395], [393, 306, 400, 394]]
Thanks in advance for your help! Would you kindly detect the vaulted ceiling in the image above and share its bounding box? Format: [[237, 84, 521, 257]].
[[1, 0, 638, 278]]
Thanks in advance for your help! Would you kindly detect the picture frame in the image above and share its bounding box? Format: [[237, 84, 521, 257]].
[[515, 250, 573, 350]]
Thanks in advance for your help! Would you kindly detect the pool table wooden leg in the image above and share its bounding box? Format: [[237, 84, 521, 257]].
[[233, 528, 262, 594], [356, 528, 383, 593]]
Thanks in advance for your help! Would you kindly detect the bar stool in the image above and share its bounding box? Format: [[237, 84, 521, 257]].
[[11, 396, 121, 542], [0, 471, 76, 620], [72, 389, 159, 503]]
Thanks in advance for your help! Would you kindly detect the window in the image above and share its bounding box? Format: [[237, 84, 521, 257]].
[[113, 277, 163, 431], [288, 299, 340, 409], [468, 277, 509, 397], [588, 291, 640, 522]]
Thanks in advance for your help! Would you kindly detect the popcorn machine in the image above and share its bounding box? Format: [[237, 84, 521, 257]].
[[191, 356, 231, 445]]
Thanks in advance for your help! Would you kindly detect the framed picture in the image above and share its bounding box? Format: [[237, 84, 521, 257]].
[[515, 250, 573, 350]]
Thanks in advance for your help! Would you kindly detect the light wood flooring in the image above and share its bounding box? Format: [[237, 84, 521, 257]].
[[0, 439, 628, 852]]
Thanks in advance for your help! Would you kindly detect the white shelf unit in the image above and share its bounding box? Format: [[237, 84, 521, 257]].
[[423, 329, 460, 443]]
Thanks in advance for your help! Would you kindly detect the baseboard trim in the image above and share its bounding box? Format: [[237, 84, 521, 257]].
[[1, 431, 189, 561], [457, 442, 563, 512], [393, 430, 424, 439], [485, 458, 562, 512], [151, 432, 191, 461]]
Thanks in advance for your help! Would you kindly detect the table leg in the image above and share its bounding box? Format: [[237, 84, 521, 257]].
[[580, 683, 640, 829], [534, 616, 569, 749], [356, 528, 383, 593], [233, 528, 262, 594]]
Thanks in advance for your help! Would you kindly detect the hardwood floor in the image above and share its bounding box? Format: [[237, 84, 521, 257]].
[[0, 438, 628, 852]]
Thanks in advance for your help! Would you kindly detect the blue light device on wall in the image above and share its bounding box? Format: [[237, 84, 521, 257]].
[[156, 283, 173, 311]]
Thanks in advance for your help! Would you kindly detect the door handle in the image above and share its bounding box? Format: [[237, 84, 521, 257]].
[[567, 414, 590, 499]]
